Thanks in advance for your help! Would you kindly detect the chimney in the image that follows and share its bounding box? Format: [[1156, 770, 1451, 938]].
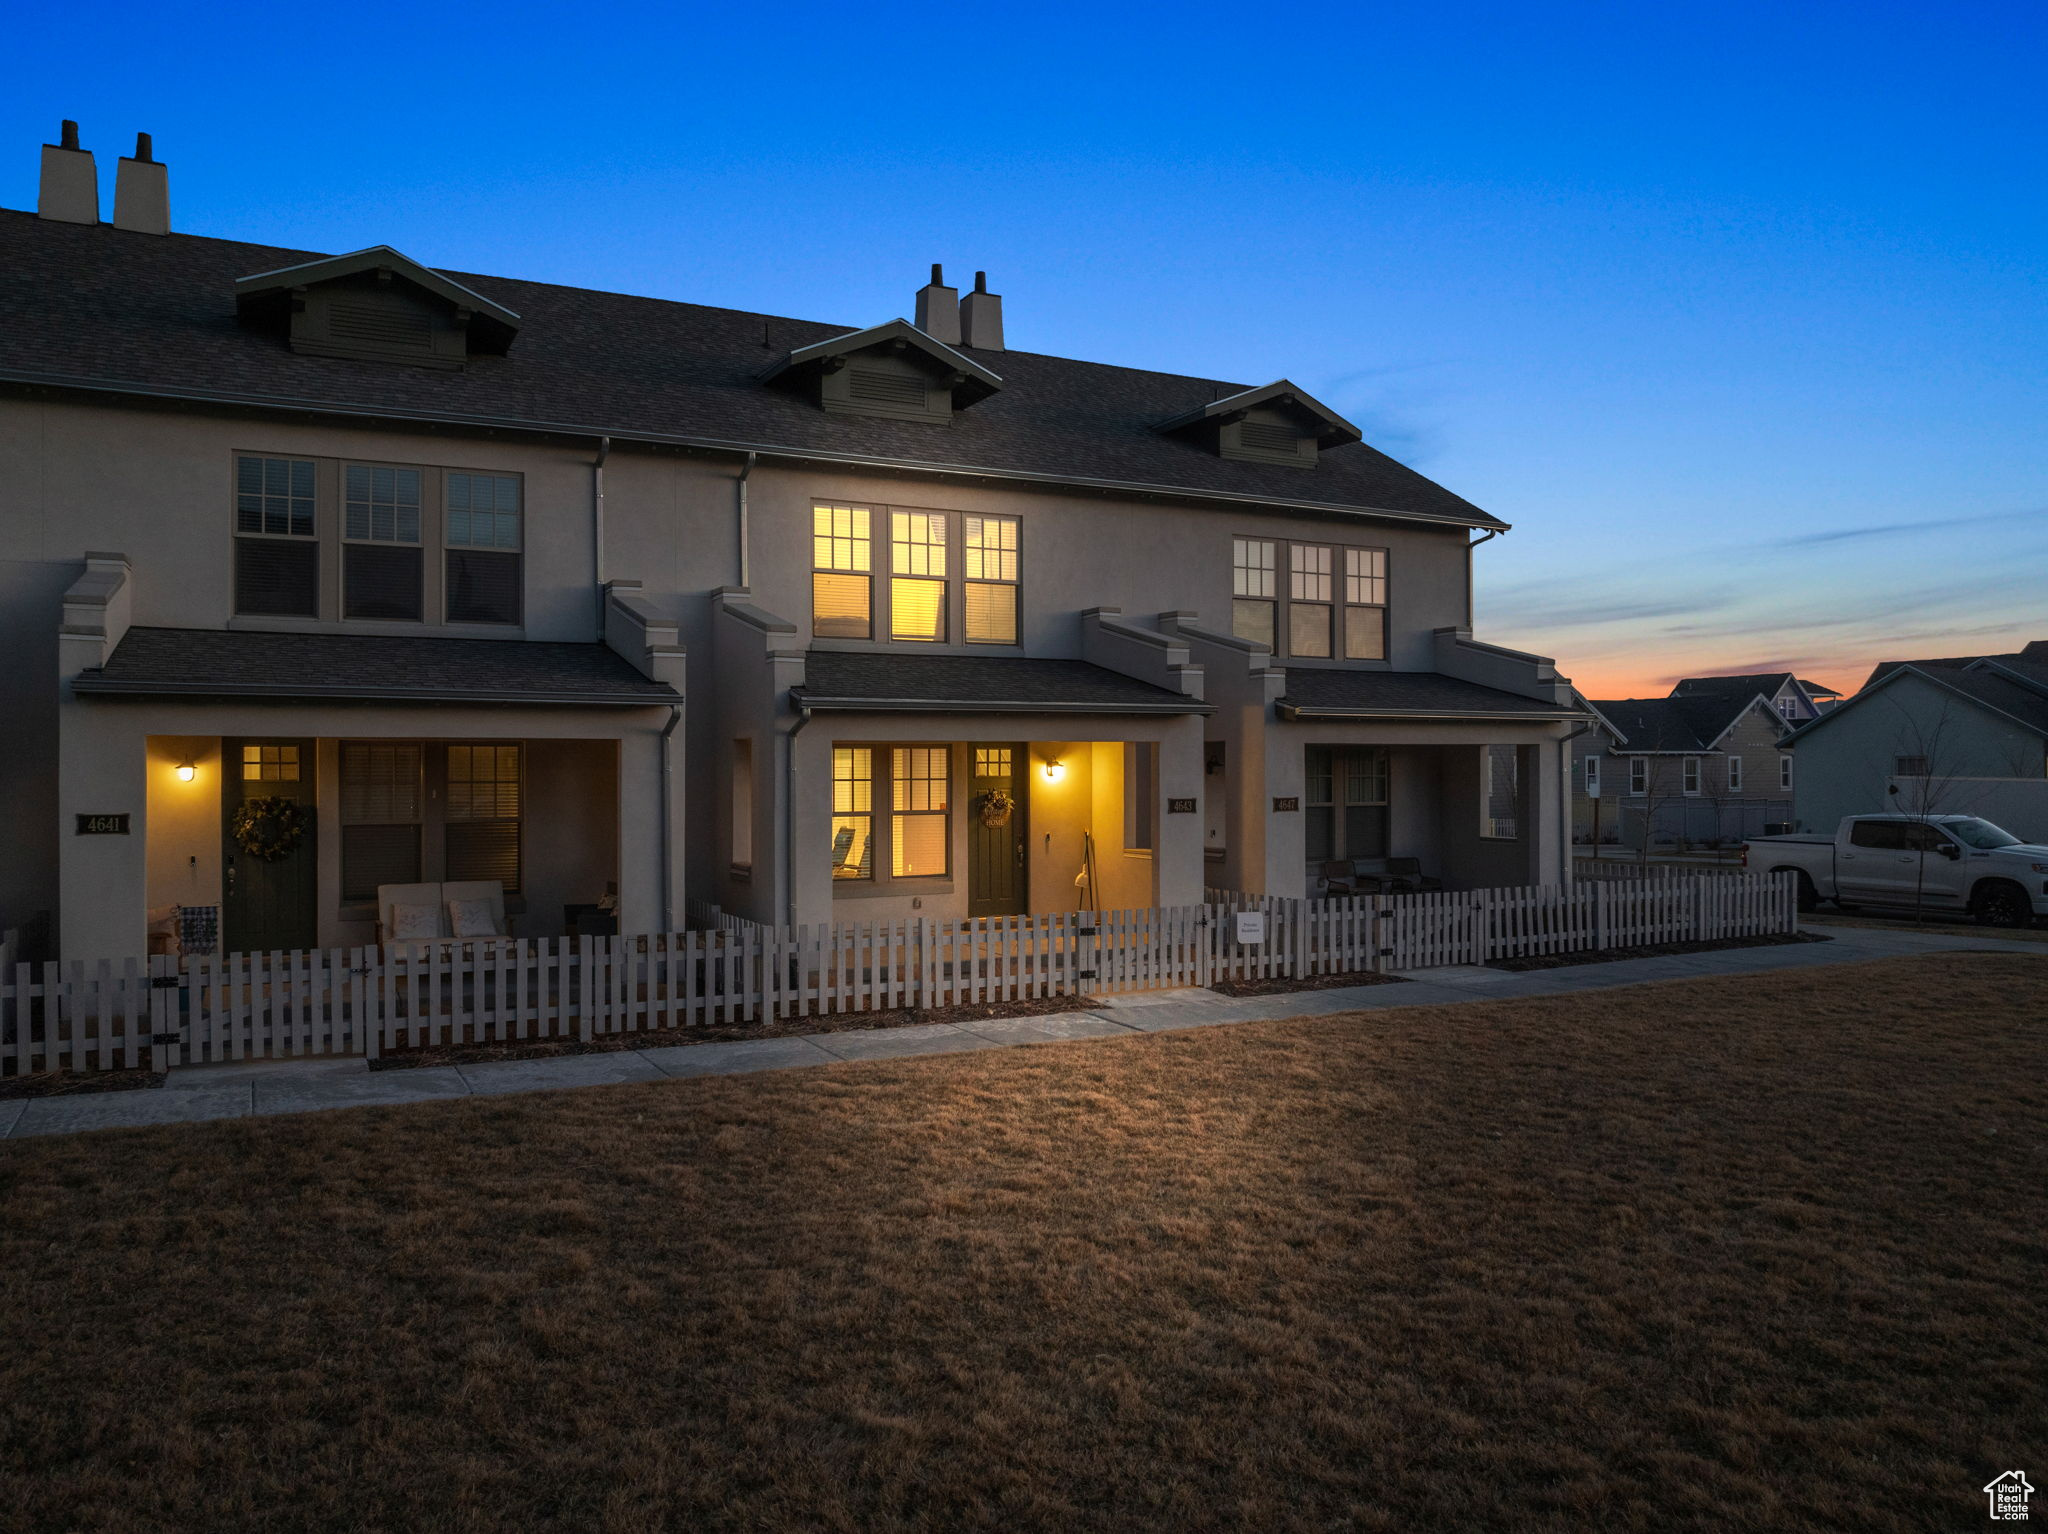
[[114, 132, 169, 235], [37, 120, 99, 225], [914, 263, 961, 345], [959, 270, 1004, 351]]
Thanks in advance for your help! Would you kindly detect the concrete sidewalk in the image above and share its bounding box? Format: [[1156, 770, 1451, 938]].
[[4, 924, 2037, 1140]]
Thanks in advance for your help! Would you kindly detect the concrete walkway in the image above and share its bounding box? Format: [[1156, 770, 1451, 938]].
[[4, 924, 2038, 1140]]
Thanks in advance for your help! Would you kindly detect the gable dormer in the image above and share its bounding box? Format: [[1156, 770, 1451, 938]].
[[761, 318, 1002, 423], [1157, 380, 1362, 469], [235, 246, 520, 370]]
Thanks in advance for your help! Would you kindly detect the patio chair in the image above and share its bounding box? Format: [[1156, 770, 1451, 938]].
[[1383, 856, 1443, 893], [1319, 859, 1359, 896]]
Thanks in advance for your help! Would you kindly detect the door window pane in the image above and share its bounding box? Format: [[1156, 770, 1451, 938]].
[[891, 747, 949, 877], [242, 744, 301, 782]]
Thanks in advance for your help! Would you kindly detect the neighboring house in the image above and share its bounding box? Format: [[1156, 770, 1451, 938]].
[[0, 126, 1589, 962], [1574, 685, 1794, 849], [1670, 670, 1838, 726], [1786, 644, 2048, 841]]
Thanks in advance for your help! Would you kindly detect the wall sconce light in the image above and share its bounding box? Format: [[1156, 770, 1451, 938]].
[[176, 762, 196, 783], [1042, 758, 1065, 783]]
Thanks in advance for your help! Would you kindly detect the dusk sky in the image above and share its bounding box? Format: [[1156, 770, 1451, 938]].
[[8, 1, 2042, 700]]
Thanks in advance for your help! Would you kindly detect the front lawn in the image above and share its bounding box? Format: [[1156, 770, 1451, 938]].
[[2, 953, 2043, 1532]]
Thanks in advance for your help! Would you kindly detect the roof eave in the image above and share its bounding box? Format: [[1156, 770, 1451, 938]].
[[0, 370, 1512, 532], [1276, 703, 1588, 723], [233, 244, 522, 328]]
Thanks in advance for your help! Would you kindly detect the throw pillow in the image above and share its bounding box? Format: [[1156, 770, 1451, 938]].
[[448, 898, 501, 939], [389, 903, 442, 941]]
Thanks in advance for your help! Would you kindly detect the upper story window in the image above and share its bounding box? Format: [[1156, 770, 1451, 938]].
[[1629, 757, 1648, 795], [1583, 755, 1600, 796], [890, 511, 948, 641], [343, 464, 424, 622], [813, 502, 1024, 647], [1230, 535, 1387, 659], [963, 515, 1020, 644], [1780, 755, 1794, 791], [1726, 754, 1743, 792], [1231, 538, 1277, 648], [812, 504, 874, 639], [1682, 756, 1701, 795], [233, 453, 524, 629], [446, 473, 523, 626], [233, 456, 319, 618]]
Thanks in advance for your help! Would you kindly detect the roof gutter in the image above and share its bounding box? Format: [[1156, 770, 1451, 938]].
[[790, 695, 1214, 716], [0, 370, 1511, 534], [1275, 703, 1587, 723]]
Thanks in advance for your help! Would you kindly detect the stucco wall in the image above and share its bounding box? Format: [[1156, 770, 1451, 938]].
[[0, 558, 70, 936]]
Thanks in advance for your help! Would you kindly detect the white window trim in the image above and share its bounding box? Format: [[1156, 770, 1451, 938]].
[[1584, 756, 1600, 795], [1726, 755, 1743, 793], [1628, 757, 1647, 795], [1682, 756, 1701, 796]]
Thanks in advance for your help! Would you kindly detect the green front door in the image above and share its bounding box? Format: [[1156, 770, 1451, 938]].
[[221, 738, 318, 952], [968, 744, 1027, 918]]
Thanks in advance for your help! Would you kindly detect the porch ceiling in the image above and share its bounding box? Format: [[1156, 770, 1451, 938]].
[[1276, 668, 1589, 722], [72, 627, 680, 706], [792, 652, 1212, 715]]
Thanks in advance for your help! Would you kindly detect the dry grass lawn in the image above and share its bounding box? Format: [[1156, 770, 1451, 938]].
[[2, 952, 2044, 1533]]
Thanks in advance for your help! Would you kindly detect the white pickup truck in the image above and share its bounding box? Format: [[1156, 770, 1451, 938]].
[[1745, 814, 2048, 926]]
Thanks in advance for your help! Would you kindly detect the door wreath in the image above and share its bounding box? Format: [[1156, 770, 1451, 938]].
[[231, 796, 310, 861], [977, 789, 1016, 829]]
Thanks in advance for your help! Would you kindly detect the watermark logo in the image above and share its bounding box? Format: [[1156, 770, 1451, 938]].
[[1985, 1471, 2034, 1521]]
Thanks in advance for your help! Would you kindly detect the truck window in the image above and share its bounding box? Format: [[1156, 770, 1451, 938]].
[[1899, 824, 1951, 852], [1848, 821, 1907, 850]]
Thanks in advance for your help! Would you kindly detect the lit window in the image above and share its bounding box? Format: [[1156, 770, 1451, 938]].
[[241, 743, 301, 782], [890, 512, 948, 641], [891, 746, 950, 876], [813, 505, 873, 638], [1231, 538, 1276, 647], [1288, 544, 1333, 658], [963, 514, 1019, 644], [831, 747, 874, 879]]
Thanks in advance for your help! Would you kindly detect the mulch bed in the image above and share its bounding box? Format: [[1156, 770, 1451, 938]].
[[368, 990, 1089, 1071], [0, 1067, 166, 1099], [1488, 928, 1831, 972], [1210, 968, 1406, 997]]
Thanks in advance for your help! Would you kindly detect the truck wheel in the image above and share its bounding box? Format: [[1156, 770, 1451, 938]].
[[1972, 880, 2033, 929], [1779, 869, 1819, 913]]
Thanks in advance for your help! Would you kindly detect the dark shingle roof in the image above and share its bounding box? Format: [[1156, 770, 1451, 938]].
[[1861, 644, 2044, 691], [73, 627, 678, 705], [1588, 690, 1777, 751], [791, 652, 1210, 713], [1925, 669, 2048, 734], [1278, 670, 1585, 719], [0, 210, 1501, 531], [1670, 672, 1795, 699]]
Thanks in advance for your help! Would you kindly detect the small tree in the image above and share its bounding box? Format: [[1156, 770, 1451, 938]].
[[1883, 692, 1966, 923]]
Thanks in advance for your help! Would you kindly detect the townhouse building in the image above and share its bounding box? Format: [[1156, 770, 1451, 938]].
[[1573, 680, 1796, 849], [0, 126, 1586, 962]]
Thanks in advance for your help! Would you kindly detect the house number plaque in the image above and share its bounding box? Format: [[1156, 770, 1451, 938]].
[[1271, 797, 1300, 812], [75, 813, 132, 835], [1167, 798, 1197, 814]]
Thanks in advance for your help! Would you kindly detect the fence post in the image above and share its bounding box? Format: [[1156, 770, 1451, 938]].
[[1595, 882, 1608, 952]]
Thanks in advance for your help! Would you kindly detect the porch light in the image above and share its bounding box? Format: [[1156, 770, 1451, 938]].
[[1042, 757, 1064, 782], [176, 762, 196, 783]]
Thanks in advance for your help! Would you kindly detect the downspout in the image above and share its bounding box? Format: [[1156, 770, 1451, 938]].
[[660, 703, 683, 932], [784, 701, 814, 927], [737, 451, 757, 589], [1559, 720, 1597, 884], [1465, 528, 1500, 629], [592, 436, 612, 639]]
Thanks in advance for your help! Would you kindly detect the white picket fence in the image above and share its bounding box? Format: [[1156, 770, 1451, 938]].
[[0, 873, 1796, 1075]]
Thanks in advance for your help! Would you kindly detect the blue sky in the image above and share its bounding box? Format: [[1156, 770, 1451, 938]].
[[6, 0, 2043, 697]]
